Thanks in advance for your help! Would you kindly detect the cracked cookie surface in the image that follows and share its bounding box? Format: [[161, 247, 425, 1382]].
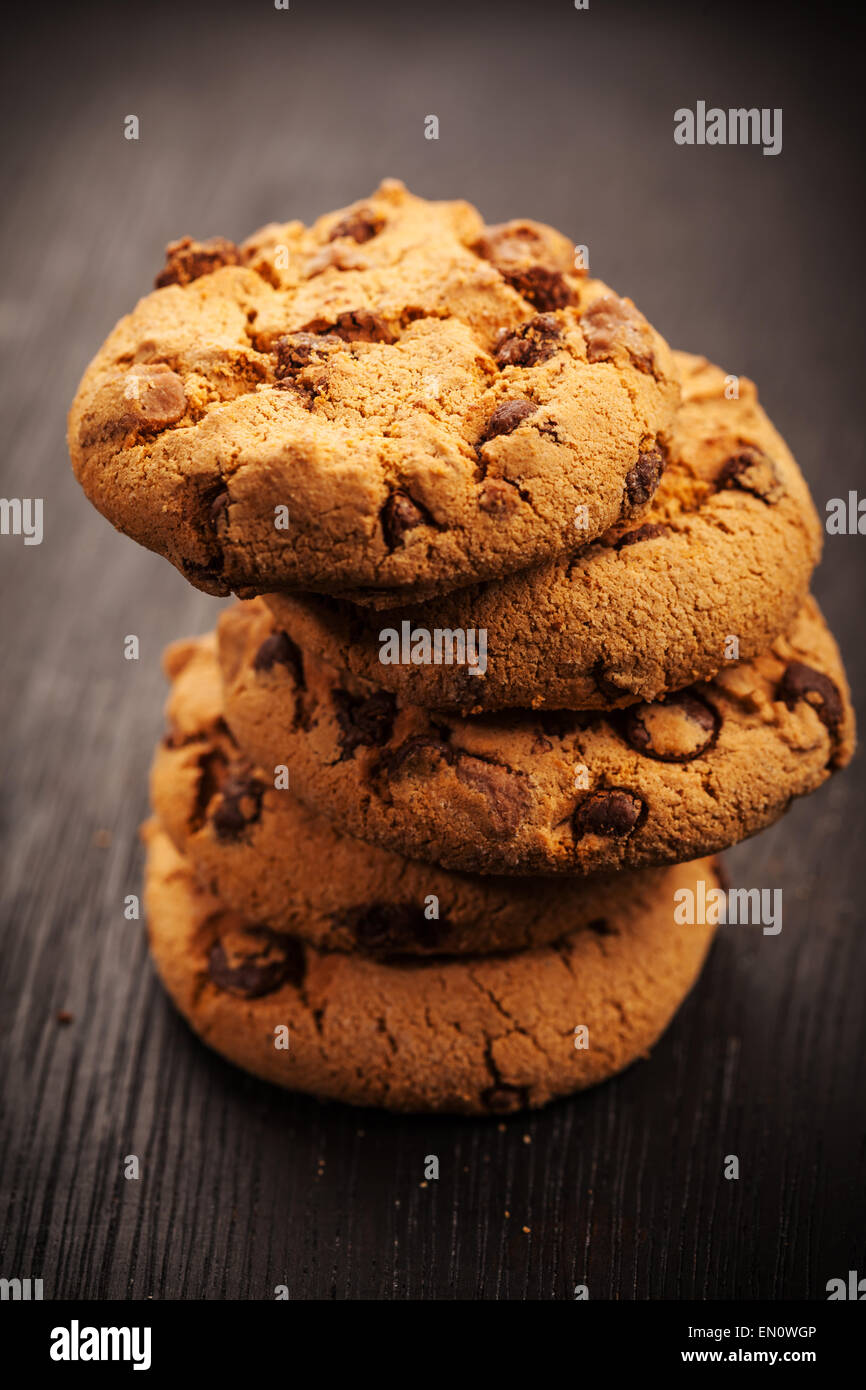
[[143, 822, 717, 1112], [68, 179, 679, 601], [152, 634, 688, 955], [217, 595, 855, 875], [264, 353, 822, 709]]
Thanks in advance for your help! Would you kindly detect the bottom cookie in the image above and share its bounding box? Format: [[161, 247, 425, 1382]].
[[144, 823, 718, 1114]]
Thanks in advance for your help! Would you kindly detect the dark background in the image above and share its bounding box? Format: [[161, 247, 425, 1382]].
[[1, 0, 864, 1300]]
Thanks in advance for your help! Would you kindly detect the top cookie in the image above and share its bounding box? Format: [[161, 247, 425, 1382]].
[[68, 180, 679, 601], [263, 353, 823, 709]]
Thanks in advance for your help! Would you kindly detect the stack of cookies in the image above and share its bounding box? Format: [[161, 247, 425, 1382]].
[[69, 181, 855, 1114]]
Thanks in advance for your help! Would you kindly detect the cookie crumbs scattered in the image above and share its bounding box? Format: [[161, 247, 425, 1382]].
[[56, 1010, 74, 1025], [420, 1180, 428, 1188], [497, 1123, 506, 1133], [522, 1226, 531, 1234], [522, 1134, 531, 1144], [92, 829, 112, 849]]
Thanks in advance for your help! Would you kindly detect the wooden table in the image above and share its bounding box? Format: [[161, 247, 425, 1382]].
[[1, 0, 863, 1299]]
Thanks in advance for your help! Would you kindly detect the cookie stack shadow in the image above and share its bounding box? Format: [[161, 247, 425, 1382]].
[[69, 183, 855, 1114]]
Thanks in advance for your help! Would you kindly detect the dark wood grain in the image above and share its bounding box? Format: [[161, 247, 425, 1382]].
[[1, 0, 864, 1300]]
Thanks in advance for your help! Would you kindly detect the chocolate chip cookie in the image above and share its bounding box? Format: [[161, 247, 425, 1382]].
[[263, 352, 822, 710], [144, 822, 718, 1113], [152, 633, 693, 956], [68, 180, 679, 602], [217, 595, 855, 875]]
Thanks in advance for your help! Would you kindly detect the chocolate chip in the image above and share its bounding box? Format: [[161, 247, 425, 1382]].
[[494, 313, 563, 368], [622, 692, 719, 762], [481, 1083, 530, 1114], [381, 492, 430, 547], [333, 688, 397, 758], [211, 773, 264, 840], [507, 266, 574, 312], [378, 735, 455, 781], [574, 788, 644, 839], [580, 295, 655, 372], [591, 662, 625, 702], [276, 379, 316, 409], [716, 448, 784, 503], [777, 662, 843, 732], [623, 448, 665, 513], [481, 399, 537, 443], [196, 484, 229, 572], [613, 522, 671, 550], [192, 747, 228, 829], [341, 902, 448, 953], [301, 310, 394, 344], [208, 926, 305, 998], [475, 221, 574, 268], [328, 208, 385, 243], [473, 221, 576, 310], [208, 489, 229, 529], [455, 755, 530, 835], [253, 630, 305, 688], [274, 332, 342, 376], [121, 364, 186, 428], [155, 236, 241, 288]]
